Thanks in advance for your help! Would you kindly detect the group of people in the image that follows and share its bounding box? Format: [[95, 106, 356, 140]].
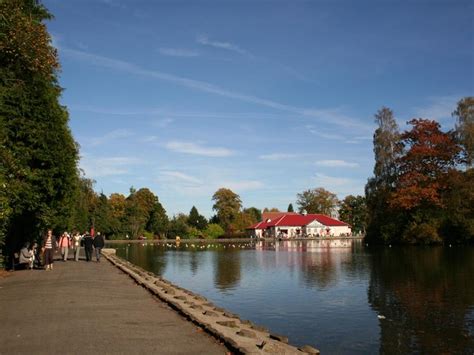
[[18, 229, 105, 271]]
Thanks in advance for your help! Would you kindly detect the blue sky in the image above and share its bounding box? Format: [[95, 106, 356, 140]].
[[44, 0, 473, 217]]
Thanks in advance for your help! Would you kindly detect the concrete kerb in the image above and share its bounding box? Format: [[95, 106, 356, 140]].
[[101, 249, 320, 355]]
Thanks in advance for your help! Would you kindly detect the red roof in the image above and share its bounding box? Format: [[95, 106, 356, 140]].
[[262, 211, 298, 221], [247, 213, 350, 229]]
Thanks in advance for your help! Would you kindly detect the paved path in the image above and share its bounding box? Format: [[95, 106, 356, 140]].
[[0, 256, 228, 355]]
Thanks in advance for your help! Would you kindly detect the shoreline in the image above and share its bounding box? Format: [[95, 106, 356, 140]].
[[103, 249, 320, 354], [106, 236, 364, 244]]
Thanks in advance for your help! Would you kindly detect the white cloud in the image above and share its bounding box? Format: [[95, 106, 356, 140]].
[[221, 180, 264, 191], [89, 129, 133, 146], [259, 153, 299, 161], [80, 156, 142, 178], [165, 141, 234, 157], [414, 95, 460, 123], [158, 48, 199, 57], [159, 171, 202, 185], [315, 160, 359, 168], [153, 118, 174, 128], [142, 136, 158, 143], [196, 35, 250, 56], [314, 173, 364, 196]]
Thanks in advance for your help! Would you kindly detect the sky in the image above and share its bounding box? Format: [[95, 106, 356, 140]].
[[43, 0, 473, 218]]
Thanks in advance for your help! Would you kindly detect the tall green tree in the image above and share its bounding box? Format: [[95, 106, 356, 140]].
[[338, 195, 367, 234], [167, 213, 189, 238], [125, 188, 159, 238], [71, 176, 97, 232], [188, 206, 207, 230], [287, 203, 294, 212], [147, 202, 168, 238], [1, 0, 79, 262], [243, 207, 261, 222], [212, 188, 242, 233], [452, 97, 474, 167], [365, 107, 401, 243], [296, 187, 338, 215]]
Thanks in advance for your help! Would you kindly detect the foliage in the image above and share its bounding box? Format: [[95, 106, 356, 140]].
[[147, 202, 168, 238], [243, 207, 261, 222], [263, 207, 280, 212], [338, 195, 367, 234], [188, 206, 207, 230], [212, 188, 242, 232], [365, 106, 401, 244], [452, 96, 474, 167], [287, 203, 294, 212], [390, 119, 461, 211], [167, 214, 189, 239], [1, 0, 79, 264], [204, 223, 225, 239], [365, 105, 473, 244], [296, 187, 338, 215]]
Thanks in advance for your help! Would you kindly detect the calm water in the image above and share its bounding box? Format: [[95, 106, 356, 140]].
[[112, 240, 474, 354]]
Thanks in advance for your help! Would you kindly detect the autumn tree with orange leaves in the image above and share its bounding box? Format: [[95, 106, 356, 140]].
[[390, 119, 461, 210], [365, 102, 473, 245]]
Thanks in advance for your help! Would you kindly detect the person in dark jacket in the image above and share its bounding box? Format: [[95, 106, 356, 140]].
[[82, 232, 94, 262], [93, 232, 105, 262]]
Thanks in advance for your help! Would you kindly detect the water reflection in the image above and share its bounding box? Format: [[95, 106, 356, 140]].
[[113, 241, 474, 353], [213, 249, 241, 291], [368, 247, 474, 354]]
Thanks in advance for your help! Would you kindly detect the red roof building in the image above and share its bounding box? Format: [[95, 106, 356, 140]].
[[247, 213, 351, 238]]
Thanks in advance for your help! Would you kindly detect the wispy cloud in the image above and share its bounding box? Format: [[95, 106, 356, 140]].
[[165, 141, 234, 157], [99, 0, 126, 10], [413, 95, 460, 124], [62, 48, 370, 131], [314, 173, 364, 197], [315, 160, 359, 168], [159, 171, 203, 186], [196, 35, 250, 56], [80, 156, 143, 178], [89, 129, 133, 146], [158, 48, 199, 57], [153, 118, 174, 128], [259, 153, 300, 161], [221, 180, 263, 191]]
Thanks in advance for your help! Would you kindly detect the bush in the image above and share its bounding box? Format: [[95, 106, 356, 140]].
[[402, 222, 441, 244], [204, 224, 225, 239]]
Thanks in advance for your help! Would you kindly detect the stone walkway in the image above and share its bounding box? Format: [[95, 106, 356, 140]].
[[0, 255, 228, 355]]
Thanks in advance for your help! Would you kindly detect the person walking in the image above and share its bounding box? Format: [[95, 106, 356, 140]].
[[72, 232, 82, 261], [82, 231, 94, 262], [43, 229, 57, 271], [93, 232, 105, 262], [58, 232, 71, 261]]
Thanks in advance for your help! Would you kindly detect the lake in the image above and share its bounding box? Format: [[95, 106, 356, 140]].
[[112, 239, 474, 354]]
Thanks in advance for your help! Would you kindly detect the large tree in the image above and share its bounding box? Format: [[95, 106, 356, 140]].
[[1, 0, 79, 262], [188, 206, 207, 230], [365, 107, 401, 243], [125, 188, 162, 238], [212, 188, 242, 232], [452, 97, 474, 167], [391, 119, 461, 211], [296, 187, 338, 215], [338, 195, 367, 234]]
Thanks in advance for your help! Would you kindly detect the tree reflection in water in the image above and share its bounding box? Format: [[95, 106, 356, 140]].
[[213, 249, 241, 291], [368, 246, 474, 354]]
